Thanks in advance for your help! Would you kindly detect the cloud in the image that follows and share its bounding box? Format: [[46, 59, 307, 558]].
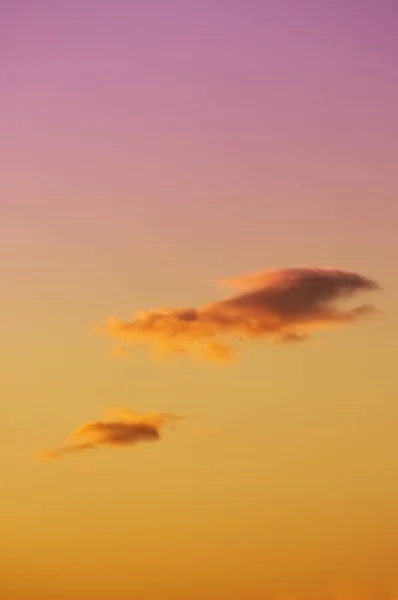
[[98, 266, 380, 363], [36, 408, 182, 460]]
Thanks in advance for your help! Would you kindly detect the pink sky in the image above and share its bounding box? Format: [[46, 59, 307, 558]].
[[1, 2, 398, 598]]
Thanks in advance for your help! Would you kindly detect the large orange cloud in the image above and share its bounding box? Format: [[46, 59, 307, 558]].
[[99, 267, 380, 362], [36, 409, 182, 459]]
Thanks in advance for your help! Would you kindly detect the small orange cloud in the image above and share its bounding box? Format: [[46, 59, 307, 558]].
[[35, 409, 182, 460]]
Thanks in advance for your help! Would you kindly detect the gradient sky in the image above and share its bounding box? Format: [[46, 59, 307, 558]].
[[1, 1, 398, 598]]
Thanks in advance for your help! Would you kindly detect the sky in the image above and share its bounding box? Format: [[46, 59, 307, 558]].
[[1, 0, 398, 598]]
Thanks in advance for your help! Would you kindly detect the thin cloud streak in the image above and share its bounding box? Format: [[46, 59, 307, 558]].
[[98, 266, 380, 362], [36, 409, 182, 460]]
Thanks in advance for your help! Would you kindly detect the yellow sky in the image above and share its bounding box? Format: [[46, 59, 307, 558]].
[[2, 1, 398, 597], [2, 286, 398, 598]]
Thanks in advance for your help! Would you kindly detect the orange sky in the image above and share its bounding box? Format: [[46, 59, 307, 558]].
[[2, 1, 398, 598]]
